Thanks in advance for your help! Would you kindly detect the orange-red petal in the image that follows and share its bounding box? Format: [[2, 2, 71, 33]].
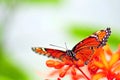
[[46, 60, 55, 67], [113, 63, 120, 72], [103, 44, 113, 56], [109, 52, 119, 67], [100, 50, 109, 69], [71, 67, 76, 75], [92, 72, 106, 80], [54, 61, 64, 69], [59, 66, 71, 78]]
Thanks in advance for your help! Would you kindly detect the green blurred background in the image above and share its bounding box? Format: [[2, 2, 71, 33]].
[[0, 0, 120, 80]]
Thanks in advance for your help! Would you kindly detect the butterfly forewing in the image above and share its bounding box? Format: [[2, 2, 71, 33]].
[[72, 37, 100, 53], [72, 28, 111, 63], [32, 47, 69, 60]]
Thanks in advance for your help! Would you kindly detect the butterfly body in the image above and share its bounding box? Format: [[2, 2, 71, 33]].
[[32, 28, 111, 65], [66, 50, 77, 60]]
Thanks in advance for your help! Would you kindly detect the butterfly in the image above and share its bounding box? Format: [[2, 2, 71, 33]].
[[32, 28, 111, 65]]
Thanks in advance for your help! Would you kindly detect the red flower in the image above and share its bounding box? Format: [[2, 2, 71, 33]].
[[46, 59, 90, 80], [88, 45, 120, 80]]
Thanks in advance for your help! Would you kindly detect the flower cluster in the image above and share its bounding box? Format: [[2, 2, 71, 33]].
[[42, 44, 120, 80], [88, 45, 120, 80], [46, 58, 88, 80]]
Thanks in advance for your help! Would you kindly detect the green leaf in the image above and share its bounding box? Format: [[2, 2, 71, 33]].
[[0, 0, 60, 4], [0, 42, 29, 80], [21, 0, 60, 3]]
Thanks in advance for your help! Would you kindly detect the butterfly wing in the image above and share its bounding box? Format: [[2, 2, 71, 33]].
[[32, 47, 71, 61], [72, 28, 111, 64]]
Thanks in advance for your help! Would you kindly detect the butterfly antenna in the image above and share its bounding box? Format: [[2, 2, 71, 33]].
[[65, 42, 68, 50], [49, 44, 66, 49]]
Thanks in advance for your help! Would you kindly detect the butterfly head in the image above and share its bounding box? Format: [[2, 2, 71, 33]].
[[66, 50, 77, 60]]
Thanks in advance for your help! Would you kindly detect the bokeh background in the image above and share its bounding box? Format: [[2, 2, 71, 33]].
[[0, 0, 120, 80]]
